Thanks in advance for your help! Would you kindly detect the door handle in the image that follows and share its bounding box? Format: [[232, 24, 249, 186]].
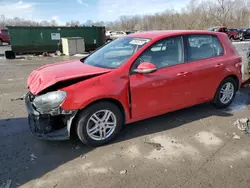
[[215, 63, 224, 68], [177, 72, 189, 76]]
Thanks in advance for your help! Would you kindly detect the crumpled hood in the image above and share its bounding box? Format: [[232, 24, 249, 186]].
[[27, 60, 111, 95]]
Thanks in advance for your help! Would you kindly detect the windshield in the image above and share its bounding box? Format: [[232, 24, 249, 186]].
[[83, 37, 151, 69]]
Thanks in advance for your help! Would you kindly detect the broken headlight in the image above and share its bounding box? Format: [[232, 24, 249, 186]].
[[33, 91, 67, 113]]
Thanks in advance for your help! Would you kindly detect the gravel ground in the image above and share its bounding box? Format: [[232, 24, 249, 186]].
[[0, 42, 250, 188]]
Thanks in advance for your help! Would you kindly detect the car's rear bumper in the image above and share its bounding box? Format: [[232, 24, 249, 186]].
[[25, 93, 77, 141]]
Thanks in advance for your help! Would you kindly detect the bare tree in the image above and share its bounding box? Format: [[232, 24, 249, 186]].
[[0, 0, 249, 30], [65, 20, 81, 27]]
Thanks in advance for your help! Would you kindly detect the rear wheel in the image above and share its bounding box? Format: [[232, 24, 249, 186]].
[[0, 39, 2, 46], [239, 33, 245, 41], [76, 101, 124, 146], [213, 77, 237, 108]]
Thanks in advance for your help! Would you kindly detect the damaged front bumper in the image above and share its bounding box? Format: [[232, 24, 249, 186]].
[[25, 93, 77, 141]]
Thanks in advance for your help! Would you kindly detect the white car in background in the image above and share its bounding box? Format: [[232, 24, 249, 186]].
[[110, 31, 127, 40], [105, 31, 113, 37], [105, 31, 114, 42]]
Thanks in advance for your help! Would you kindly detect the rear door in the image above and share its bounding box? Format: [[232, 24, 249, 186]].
[[184, 34, 225, 104], [129, 36, 193, 119]]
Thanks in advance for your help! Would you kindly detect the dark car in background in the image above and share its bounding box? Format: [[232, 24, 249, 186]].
[[238, 28, 250, 41], [0, 28, 10, 45], [125, 31, 136, 35]]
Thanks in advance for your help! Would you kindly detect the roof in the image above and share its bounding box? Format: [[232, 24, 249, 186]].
[[129, 30, 222, 39]]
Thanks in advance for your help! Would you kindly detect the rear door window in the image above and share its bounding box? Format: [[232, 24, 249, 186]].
[[186, 35, 224, 61]]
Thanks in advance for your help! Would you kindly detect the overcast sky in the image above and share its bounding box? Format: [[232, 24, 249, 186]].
[[0, 0, 192, 24]]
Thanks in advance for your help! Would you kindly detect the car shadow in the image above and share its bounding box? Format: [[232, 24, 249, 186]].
[[0, 117, 94, 187], [0, 89, 249, 186], [117, 103, 233, 143]]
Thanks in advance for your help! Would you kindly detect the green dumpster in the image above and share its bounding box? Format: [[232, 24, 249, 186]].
[[7, 26, 106, 54]]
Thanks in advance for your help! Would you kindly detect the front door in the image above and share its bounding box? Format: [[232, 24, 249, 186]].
[[129, 36, 192, 120]]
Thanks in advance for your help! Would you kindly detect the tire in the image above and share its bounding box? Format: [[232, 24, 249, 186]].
[[0, 39, 2, 46], [76, 101, 124, 146], [5, 50, 16, 59], [213, 77, 237, 109], [230, 37, 234, 41], [239, 34, 245, 41]]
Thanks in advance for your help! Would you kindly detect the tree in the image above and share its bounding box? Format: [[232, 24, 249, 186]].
[[65, 20, 81, 27], [0, 0, 250, 30]]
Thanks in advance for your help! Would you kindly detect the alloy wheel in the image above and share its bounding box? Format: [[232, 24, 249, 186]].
[[86, 110, 117, 141], [219, 82, 234, 104]]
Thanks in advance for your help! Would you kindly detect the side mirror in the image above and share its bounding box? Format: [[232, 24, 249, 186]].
[[133, 62, 157, 74]]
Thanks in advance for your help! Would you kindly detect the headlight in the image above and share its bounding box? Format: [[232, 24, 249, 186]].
[[33, 91, 67, 113]]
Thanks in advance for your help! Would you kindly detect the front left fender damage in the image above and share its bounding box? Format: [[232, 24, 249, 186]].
[[25, 72, 108, 140], [25, 93, 78, 140]]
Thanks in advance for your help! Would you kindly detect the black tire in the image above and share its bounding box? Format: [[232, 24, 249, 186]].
[[239, 33, 245, 41], [76, 101, 124, 147], [0, 39, 2, 46], [212, 77, 237, 109], [5, 50, 16, 59]]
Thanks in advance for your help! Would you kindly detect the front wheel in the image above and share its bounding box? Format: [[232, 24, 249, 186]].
[[213, 77, 237, 109], [76, 101, 124, 146]]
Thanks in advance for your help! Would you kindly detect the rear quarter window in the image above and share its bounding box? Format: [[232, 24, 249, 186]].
[[187, 34, 224, 61]]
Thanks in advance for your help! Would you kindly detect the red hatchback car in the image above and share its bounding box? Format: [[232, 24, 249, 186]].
[[25, 30, 242, 146]]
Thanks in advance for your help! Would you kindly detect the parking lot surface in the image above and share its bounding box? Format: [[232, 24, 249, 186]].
[[0, 42, 250, 188]]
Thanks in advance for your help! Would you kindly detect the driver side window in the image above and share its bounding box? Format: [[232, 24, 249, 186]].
[[132, 36, 184, 70]]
